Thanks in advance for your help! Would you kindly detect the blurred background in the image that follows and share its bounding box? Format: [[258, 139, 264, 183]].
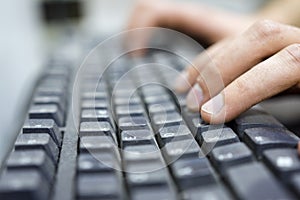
[[2, 0, 299, 164]]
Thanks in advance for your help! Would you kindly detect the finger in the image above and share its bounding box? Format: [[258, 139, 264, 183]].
[[201, 43, 300, 124], [185, 20, 300, 111]]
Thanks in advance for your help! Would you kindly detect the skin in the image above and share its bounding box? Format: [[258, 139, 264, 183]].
[[126, 0, 300, 124]]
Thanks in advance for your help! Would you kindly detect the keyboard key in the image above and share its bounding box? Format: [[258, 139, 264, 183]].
[[0, 170, 50, 200], [163, 139, 202, 163], [123, 145, 161, 162], [82, 91, 108, 100], [158, 124, 193, 145], [14, 133, 59, 164], [23, 119, 62, 146], [144, 94, 170, 105], [152, 111, 182, 131], [6, 150, 55, 182], [33, 95, 65, 112], [81, 99, 108, 109], [183, 185, 231, 200], [81, 109, 113, 124], [172, 158, 216, 190], [263, 148, 300, 179], [200, 128, 239, 154], [79, 136, 119, 158], [131, 185, 176, 200], [226, 162, 293, 200], [148, 102, 176, 115], [234, 108, 285, 137], [127, 168, 170, 188], [118, 116, 149, 131], [210, 142, 254, 175], [79, 121, 116, 139], [78, 153, 120, 173], [115, 105, 144, 118], [29, 104, 64, 126], [244, 127, 298, 158], [121, 130, 155, 148], [77, 173, 122, 200]]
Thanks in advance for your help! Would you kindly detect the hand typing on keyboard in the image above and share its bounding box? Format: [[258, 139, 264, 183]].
[[127, 0, 300, 154]]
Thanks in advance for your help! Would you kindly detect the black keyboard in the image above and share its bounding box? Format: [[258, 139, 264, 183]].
[[0, 49, 300, 200]]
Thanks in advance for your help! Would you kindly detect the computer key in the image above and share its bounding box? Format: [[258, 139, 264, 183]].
[[78, 153, 120, 173], [183, 185, 232, 200], [226, 162, 294, 200], [115, 105, 144, 118], [210, 142, 254, 175], [14, 133, 59, 164], [36, 85, 65, 98], [23, 119, 62, 147], [77, 173, 122, 200], [121, 130, 155, 148], [244, 127, 298, 158], [29, 104, 64, 127], [118, 116, 149, 131], [127, 169, 170, 188], [144, 94, 170, 105], [131, 185, 176, 200], [263, 148, 300, 179], [79, 122, 116, 138], [0, 169, 50, 200], [152, 111, 182, 131], [163, 139, 202, 163], [79, 136, 119, 156], [158, 124, 194, 145], [81, 109, 113, 124], [233, 108, 285, 137], [148, 102, 176, 115], [6, 150, 55, 183], [82, 91, 108, 100], [33, 95, 65, 112], [200, 128, 239, 154], [123, 144, 161, 162], [114, 96, 141, 105], [81, 99, 109, 109], [172, 157, 216, 190]]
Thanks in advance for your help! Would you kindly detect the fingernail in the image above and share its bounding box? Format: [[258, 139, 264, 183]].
[[186, 84, 203, 111], [175, 70, 190, 92], [201, 93, 224, 115]]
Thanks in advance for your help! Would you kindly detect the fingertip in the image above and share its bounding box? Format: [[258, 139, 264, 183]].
[[174, 70, 191, 93], [201, 93, 227, 124]]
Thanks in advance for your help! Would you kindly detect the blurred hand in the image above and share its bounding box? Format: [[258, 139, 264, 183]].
[[175, 20, 300, 123], [126, 0, 255, 50]]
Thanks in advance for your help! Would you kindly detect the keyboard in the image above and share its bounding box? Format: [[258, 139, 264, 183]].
[[0, 47, 300, 200]]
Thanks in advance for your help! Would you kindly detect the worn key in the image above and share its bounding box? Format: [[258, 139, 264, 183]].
[[263, 148, 300, 179], [23, 119, 62, 147], [210, 142, 254, 175], [244, 127, 298, 158], [226, 162, 294, 200], [0, 169, 50, 200], [14, 133, 59, 164], [6, 150, 55, 182]]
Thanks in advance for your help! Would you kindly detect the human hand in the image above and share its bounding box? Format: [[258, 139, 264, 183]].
[[126, 0, 255, 51], [175, 20, 300, 124]]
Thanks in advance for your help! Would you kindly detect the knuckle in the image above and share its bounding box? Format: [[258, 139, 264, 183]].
[[284, 43, 300, 69], [234, 77, 249, 94], [250, 19, 282, 41]]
